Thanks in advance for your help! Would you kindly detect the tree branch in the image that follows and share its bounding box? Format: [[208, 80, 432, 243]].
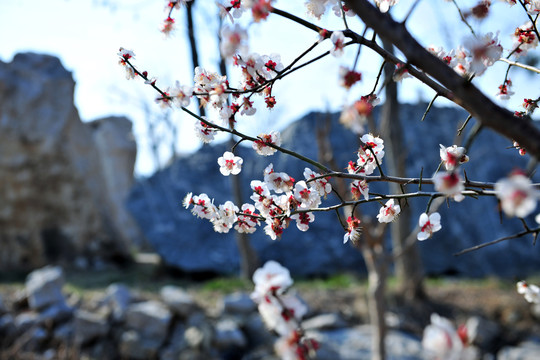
[[344, 0, 540, 159]]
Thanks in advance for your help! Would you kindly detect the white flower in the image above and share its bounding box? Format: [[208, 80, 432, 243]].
[[439, 144, 469, 171], [304, 168, 332, 197], [422, 313, 464, 360], [264, 165, 294, 194], [170, 81, 193, 107], [376, 199, 401, 223], [234, 204, 259, 234], [211, 201, 239, 233], [517, 281, 540, 304], [182, 192, 193, 209], [494, 172, 538, 218], [256, 293, 307, 336], [526, 0, 540, 15], [433, 171, 465, 202], [220, 24, 248, 58], [293, 181, 321, 209], [330, 31, 345, 57], [217, 151, 243, 176], [190, 193, 217, 220], [291, 212, 315, 231], [252, 260, 293, 298], [343, 216, 362, 244], [357, 134, 385, 175], [194, 119, 217, 144], [305, 0, 329, 19], [375, 0, 399, 13], [417, 212, 442, 241], [117, 47, 135, 60], [253, 131, 281, 156], [351, 180, 369, 200], [463, 32, 503, 76], [264, 219, 284, 240]]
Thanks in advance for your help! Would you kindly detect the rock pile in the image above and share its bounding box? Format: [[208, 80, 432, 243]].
[[0, 53, 143, 270], [1, 266, 539, 359]]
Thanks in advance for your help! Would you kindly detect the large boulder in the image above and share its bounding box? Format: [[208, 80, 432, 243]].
[[127, 104, 540, 277], [0, 53, 142, 270]]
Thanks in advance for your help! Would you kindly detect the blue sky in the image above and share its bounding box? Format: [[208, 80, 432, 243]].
[[0, 0, 536, 175]]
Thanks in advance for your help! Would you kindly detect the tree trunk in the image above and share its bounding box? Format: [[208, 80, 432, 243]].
[[363, 246, 387, 360], [356, 221, 387, 360], [379, 40, 425, 301]]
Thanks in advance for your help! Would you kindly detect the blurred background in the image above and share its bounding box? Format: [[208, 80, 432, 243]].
[[0, 1, 539, 359]]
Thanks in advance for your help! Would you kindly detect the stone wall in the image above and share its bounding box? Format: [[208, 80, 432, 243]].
[[0, 53, 142, 270]]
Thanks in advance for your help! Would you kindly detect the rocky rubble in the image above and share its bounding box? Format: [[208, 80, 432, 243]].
[[1, 266, 540, 359]]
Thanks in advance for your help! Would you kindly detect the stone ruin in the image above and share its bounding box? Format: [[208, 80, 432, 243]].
[[0, 53, 143, 270]]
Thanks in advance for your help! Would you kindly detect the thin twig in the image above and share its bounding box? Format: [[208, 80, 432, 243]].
[[457, 114, 473, 136], [454, 227, 540, 256], [421, 94, 439, 122]]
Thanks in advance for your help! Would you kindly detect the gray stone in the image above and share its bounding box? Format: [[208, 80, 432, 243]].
[[160, 285, 196, 317], [127, 106, 540, 278], [53, 322, 74, 344], [38, 302, 73, 325], [73, 309, 109, 345], [497, 340, 540, 360], [120, 329, 162, 360], [302, 313, 348, 331], [125, 300, 172, 340], [105, 283, 131, 321], [185, 326, 206, 349], [0, 313, 15, 337], [221, 292, 256, 315], [25, 266, 66, 310], [15, 326, 48, 352], [0, 53, 139, 271], [213, 318, 247, 349], [14, 311, 40, 333], [159, 323, 189, 360], [308, 325, 423, 360]]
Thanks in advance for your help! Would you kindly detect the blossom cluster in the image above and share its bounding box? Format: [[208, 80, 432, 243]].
[[184, 163, 332, 239], [427, 32, 503, 77], [304, 0, 356, 20], [250, 261, 318, 359]]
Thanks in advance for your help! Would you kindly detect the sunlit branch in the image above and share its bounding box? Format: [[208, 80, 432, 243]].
[[498, 58, 540, 74]]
